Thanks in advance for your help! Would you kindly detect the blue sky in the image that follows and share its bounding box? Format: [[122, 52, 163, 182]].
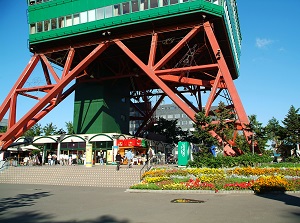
[[1, 1, 300, 130]]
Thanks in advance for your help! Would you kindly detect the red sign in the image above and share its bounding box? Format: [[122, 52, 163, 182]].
[[116, 139, 142, 147]]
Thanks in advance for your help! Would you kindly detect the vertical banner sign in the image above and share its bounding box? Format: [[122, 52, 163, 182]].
[[178, 141, 189, 166], [112, 146, 119, 162], [107, 150, 113, 164], [85, 143, 93, 167]]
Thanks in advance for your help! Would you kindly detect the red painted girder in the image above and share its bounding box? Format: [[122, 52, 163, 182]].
[[204, 22, 249, 124], [159, 75, 222, 88], [16, 85, 55, 93], [40, 54, 60, 83], [205, 70, 222, 115], [203, 21, 251, 142], [115, 39, 197, 122], [8, 93, 17, 128], [148, 33, 158, 67], [135, 95, 165, 136], [172, 87, 200, 113], [13, 83, 77, 144], [0, 55, 39, 122], [1, 43, 108, 149], [155, 64, 218, 75], [153, 25, 202, 71]]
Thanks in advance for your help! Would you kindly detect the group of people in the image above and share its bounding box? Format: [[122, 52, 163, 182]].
[[19, 154, 43, 166], [47, 153, 80, 166], [115, 149, 134, 169]]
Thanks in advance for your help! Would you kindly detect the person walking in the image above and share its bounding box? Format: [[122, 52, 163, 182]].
[[125, 150, 133, 168], [115, 152, 123, 170]]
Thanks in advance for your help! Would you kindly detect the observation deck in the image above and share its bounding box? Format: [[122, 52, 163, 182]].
[[27, 0, 241, 79]]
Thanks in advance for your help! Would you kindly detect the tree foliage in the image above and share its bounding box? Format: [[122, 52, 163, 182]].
[[24, 123, 43, 137], [65, 121, 74, 134], [148, 117, 185, 145]]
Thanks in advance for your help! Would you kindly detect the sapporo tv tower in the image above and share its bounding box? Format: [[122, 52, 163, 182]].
[[0, 0, 254, 154]]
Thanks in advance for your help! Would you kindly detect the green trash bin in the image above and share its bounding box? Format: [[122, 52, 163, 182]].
[[177, 141, 190, 166]]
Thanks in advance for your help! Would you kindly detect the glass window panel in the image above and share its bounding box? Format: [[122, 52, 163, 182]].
[[163, 0, 169, 6], [150, 0, 158, 8], [114, 4, 121, 16], [170, 0, 178, 4], [131, 0, 139, 12], [37, 21, 43, 32], [96, 8, 104, 20], [58, 17, 64, 28], [66, 15, 72, 27], [51, 18, 57, 30], [140, 0, 149, 10], [44, 20, 50, 31], [80, 11, 88, 23], [105, 6, 113, 18], [30, 24, 36, 34], [88, 9, 95, 22], [73, 13, 80, 25], [107, 141, 113, 147], [78, 142, 86, 149], [123, 2, 130, 14]]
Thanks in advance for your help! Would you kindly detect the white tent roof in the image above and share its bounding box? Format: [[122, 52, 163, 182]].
[[20, 145, 40, 151]]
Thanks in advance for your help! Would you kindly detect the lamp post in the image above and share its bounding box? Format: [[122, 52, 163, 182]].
[[252, 133, 255, 155], [296, 130, 299, 156], [56, 134, 65, 164]]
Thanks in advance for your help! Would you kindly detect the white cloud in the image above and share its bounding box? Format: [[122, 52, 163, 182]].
[[255, 38, 273, 48]]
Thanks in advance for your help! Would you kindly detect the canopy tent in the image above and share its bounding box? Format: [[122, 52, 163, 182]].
[[8, 145, 40, 151], [20, 145, 40, 151]]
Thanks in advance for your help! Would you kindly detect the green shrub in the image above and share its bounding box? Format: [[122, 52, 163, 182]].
[[130, 183, 160, 190], [188, 153, 272, 168]]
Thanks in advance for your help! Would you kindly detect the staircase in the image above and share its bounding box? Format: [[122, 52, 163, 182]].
[[0, 164, 144, 188]]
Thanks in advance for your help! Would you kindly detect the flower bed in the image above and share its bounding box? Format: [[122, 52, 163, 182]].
[[130, 167, 300, 193]]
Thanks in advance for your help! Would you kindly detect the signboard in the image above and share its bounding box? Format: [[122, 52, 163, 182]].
[[177, 141, 190, 166], [85, 143, 93, 167]]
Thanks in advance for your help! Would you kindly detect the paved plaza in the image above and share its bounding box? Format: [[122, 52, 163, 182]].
[[0, 183, 299, 223]]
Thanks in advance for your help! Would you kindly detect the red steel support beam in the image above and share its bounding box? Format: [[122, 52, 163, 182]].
[[115, 39, 197, 122], [1, 43, 109, 149], [203, 21, 251, 140]]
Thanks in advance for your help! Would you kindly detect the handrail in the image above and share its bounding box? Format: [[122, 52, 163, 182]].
[[0, 159, 9, 172], [139, 157, 154, 181]]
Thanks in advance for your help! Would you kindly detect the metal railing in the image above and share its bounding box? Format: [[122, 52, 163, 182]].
[[139, 157, 154, 180], [0, 159, 9, 172]]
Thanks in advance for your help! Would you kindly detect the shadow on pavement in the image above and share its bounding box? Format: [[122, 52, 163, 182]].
[[0, 212, 130, 223], [256, 192, 300, 207], [0, 190, 52, 213]]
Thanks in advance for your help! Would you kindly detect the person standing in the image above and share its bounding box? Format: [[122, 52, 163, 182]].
[[48, 154, 52, 165], [99, 151, 104, 165], [125, 150, 133, 168]]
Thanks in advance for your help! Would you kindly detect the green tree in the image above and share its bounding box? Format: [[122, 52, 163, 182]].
[[0, 125, 7, 133], [265, 117, 285, 153], [211, 101, 236, 148], [192, 110, 217, 150], [43, 122, 58, 136], [65, 121, 74, 134], [24, 123, 43, 137], [281, 105, 300, 156], [245, 115, 268, 153], [148, 117, 183, 145]]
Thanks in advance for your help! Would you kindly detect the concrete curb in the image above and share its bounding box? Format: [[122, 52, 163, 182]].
[[126, 189, 300, 194]]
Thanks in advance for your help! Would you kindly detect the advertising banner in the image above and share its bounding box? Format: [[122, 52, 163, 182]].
[[177, 141, 190, 166], [85, 143, 93, 167]]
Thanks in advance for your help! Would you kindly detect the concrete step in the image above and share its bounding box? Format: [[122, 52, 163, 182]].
[[0, 165, 145, 188]]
